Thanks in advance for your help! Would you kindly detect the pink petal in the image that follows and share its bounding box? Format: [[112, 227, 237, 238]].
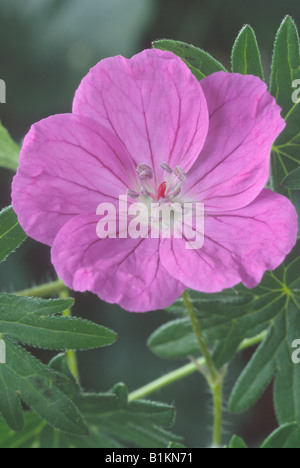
[[51, 214, 185, 312], [73, 49, 209, 182], [160, 189, 298, 292], [185, 72, 286, 211], [12, 114, 136, 246]]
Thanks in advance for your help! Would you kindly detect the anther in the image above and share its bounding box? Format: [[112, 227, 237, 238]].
[[127, 189, 140, 199], [160, 162, 172, 174], [170, 187, 181, 198], [174, 166, 186, 181], [137, 164, 153, 180], [141, 188, 152, 197]]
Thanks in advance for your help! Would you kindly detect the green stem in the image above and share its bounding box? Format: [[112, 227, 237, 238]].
[[59, 289, 80, 382], [182, 290, 218, 381], [16, 279, 67, 297], [211, 368, 226, 448], [182, 290, 224, 447], [128, 330, 266, 402]]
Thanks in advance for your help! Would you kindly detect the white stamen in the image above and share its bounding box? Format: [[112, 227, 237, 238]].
[[174, 166, 186, 182], [170, 186, 181, 198], [160, 162, 173, 174], [127, 189, 140, 199], [137, 164, 153, 180]]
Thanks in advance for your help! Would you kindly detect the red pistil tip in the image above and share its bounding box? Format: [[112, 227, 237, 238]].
[[158, 181, 167, 200]]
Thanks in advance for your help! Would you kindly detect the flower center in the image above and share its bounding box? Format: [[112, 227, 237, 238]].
[[127, 162, 186, 204]]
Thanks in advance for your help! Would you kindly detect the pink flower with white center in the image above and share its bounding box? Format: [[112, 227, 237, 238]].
[[12, 49, 298, 312]]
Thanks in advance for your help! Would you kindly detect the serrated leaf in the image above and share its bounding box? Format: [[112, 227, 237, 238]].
[[270, 16, 300, 116], [153, 39, 227, 80], [0, 122, 20, 172], [228, 242, 300, 428], [0, 294, 117, 350], [127, 400, 175, 427], [261, 423, 300, 448], [229, 435, 248, 448], [0, 339, 87, 434], [0, 383, 181, 449], [77, 388, 175, 428], [270, 17, 300, 202], [0, 206, 26, 263], [231, 25, 264, 79]]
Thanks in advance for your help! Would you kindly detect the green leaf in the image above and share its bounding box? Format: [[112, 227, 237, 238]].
[[269, 17, 300, 201], [261, 423, 300, 448], [153, 240, 300, 428], [0, 412, 45, 448], [168, 441, 187, 449], [0, 383, 181, 449], [229, 435, 248, 448], [0, 294, 117, 350], [231, 25, 264, 79], [228, 326, 278, 413], [148, 318, 199, 359], [0, 339, 88, 434], [0, 122, 20, 171], [273, 302, 300, 425], [228, 243, 300, 428], [270, 16, 300, 116], [282, 166, 300, 189], [0, 207, 26, 263], [0, 294, 117, 434], [152, 39, 227, 80], [151, 279, 285, 367]]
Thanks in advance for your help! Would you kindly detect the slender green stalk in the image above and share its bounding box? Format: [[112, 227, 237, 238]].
[[211, 367, 226, 448], [59, 289, 80, 382], [128, 330, 266, 402], [16, 279, 67, 298], [182, 290, 218, 381], [182, 290, 225, 447]]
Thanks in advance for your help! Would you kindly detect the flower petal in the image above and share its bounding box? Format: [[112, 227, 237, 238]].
[[51, 214, 185, 312], [73, 49, 209, 181], [185, 72, 286, 211], [12, 114, 136, 246], [160, 190, 298, 292]]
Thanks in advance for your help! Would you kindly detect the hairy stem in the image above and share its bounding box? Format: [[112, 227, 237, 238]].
[[182, 290, 218, 381], [59, 289, 80, 382], [182, 290, 225, 447], [211, 367, 227, 448], [16, 279, 67, 298], [128, 330, 266, 402]]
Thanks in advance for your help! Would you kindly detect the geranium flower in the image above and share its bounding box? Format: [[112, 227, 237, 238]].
[[12, 49, 297, 312]]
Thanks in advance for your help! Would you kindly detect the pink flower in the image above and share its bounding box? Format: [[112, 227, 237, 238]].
[[12, 49, 297, 312]]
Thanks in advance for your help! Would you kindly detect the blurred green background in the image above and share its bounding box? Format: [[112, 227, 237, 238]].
[[0, 0, 299, 448]]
